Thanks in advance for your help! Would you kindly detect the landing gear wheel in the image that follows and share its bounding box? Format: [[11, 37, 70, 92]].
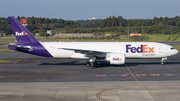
[[87, 57, 97, 67], [86, 62, 91, 67], [93, 61, 98, 67]]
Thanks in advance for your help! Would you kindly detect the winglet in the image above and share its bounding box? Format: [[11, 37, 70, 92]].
[[8, 16, 39, 44]]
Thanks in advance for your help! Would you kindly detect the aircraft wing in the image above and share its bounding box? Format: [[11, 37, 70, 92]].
[[59, 48, 108, 57]]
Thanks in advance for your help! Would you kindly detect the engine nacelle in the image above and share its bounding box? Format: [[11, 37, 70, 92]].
[[105, 53, 125, 65]]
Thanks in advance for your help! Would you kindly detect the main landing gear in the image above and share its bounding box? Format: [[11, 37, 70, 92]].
[[86, 61, 98, 67], [161, 57, 167, 65], [86, 57, 98, 67]]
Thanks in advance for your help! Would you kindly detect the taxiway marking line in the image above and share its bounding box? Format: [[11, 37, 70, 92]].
[[96, 90, 108, 101], [125, 64, 141, 85]]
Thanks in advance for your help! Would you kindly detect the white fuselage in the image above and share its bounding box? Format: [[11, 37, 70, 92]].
[[41, 42, 178, 59]]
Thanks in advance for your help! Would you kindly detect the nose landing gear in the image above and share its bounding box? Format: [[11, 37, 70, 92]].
[[161, 57, 167, 65]]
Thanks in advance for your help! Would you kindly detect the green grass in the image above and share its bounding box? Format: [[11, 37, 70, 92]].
[[0, 46, 15, 52], [0, 36, 17, 43], [172, 45, 180, 52], [147, 34, 180, 41], [0, 59, 15, 63]]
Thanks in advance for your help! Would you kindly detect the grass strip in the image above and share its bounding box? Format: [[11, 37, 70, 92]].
[[0, 60, 15, 63], [172, 45, 180, 52], [0, 46, 15, 52]]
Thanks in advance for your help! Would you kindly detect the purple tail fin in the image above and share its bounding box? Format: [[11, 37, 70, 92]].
[[8, 16, 39, 44], [8, 16, 52, 57]]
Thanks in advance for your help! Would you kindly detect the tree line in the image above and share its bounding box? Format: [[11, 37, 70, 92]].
[[0, 16, 180, 36]]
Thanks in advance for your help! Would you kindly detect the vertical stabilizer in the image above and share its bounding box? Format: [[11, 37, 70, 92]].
[[8, 16, 39, 44], [8, 16, 52, 57]]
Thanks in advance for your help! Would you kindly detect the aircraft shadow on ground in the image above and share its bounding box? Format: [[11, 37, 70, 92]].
[[38, 61, 85, 66], [38, 61, 180, 68]]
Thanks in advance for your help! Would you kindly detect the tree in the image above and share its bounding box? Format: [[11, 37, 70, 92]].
[[118, 16, 124, 26], [28, 16, 35, 24], [152, 16, 158, 25], [17, 16, 20, 21], [38, 28, 46, 36], [162, 17, 169, 25], [44, 18, 50, 24], [26, 24, 37, 32], [176, 20, 180, 27], [5, 25, 13, 35]]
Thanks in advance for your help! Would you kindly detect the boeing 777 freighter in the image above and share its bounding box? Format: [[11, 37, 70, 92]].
[[7, 16, 178, 67]]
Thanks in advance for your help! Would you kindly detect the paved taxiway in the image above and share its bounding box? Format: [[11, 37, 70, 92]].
[[0, 52, 180, 101]]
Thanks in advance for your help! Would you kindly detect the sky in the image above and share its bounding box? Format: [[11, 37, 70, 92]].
[[0, 0, 180, 20]]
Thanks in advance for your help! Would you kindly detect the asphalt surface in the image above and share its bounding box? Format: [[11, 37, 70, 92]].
[[0, 52, 180, 82], [0, 52, 180, 101]]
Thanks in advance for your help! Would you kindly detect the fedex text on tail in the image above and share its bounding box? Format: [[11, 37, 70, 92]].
[[15, 31, 28, 36]]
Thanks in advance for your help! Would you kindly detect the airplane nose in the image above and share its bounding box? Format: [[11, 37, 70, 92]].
[[173, 49, 179, 55], [175, 49, 178, 54]]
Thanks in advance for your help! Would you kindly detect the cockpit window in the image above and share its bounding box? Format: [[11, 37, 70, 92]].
[[171, 47, 175, 50]]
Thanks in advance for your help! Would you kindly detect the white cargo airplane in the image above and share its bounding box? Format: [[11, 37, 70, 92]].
[[8, 16, 178, 67]]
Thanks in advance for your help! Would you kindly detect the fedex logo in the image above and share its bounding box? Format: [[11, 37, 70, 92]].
[[15, 31, 28, 36], [126, 44, 155, 53], [113, 57, 122, 61]]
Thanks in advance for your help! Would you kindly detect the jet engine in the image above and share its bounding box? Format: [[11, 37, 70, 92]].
[[105, 53, 125, 65]]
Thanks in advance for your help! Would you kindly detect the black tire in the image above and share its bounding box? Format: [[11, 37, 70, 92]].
[[93, 62, 98, 67], [86, 62, 91, 67]]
